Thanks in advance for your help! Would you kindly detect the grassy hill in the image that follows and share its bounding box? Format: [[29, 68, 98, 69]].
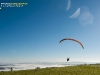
[[0, 64, 100, 75]]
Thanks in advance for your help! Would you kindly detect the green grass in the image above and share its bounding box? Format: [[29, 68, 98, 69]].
[[0, 64, 100, 75]]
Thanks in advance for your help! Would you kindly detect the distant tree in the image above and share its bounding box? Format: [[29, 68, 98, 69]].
[[35, 67, 40, 70]]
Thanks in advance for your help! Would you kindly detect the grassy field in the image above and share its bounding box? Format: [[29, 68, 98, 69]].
[[0, 64, 100, 75]]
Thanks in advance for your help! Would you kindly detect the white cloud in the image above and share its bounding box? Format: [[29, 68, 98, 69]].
[[66, 0, 71, 11], [78, 11, 94, 26], [69, 8, 80, 18]]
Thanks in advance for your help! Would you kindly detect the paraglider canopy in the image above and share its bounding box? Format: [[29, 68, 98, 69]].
[[59, 38, 84, 49]]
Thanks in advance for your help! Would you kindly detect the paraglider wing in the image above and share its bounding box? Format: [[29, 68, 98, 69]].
[[59, 38, 84, 49]]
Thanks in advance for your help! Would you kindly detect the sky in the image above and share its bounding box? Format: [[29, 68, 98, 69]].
[[0, 0, 100, 63]]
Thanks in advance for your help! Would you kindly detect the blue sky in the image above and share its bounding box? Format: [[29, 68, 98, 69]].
[[0, 0, 100, 63]]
